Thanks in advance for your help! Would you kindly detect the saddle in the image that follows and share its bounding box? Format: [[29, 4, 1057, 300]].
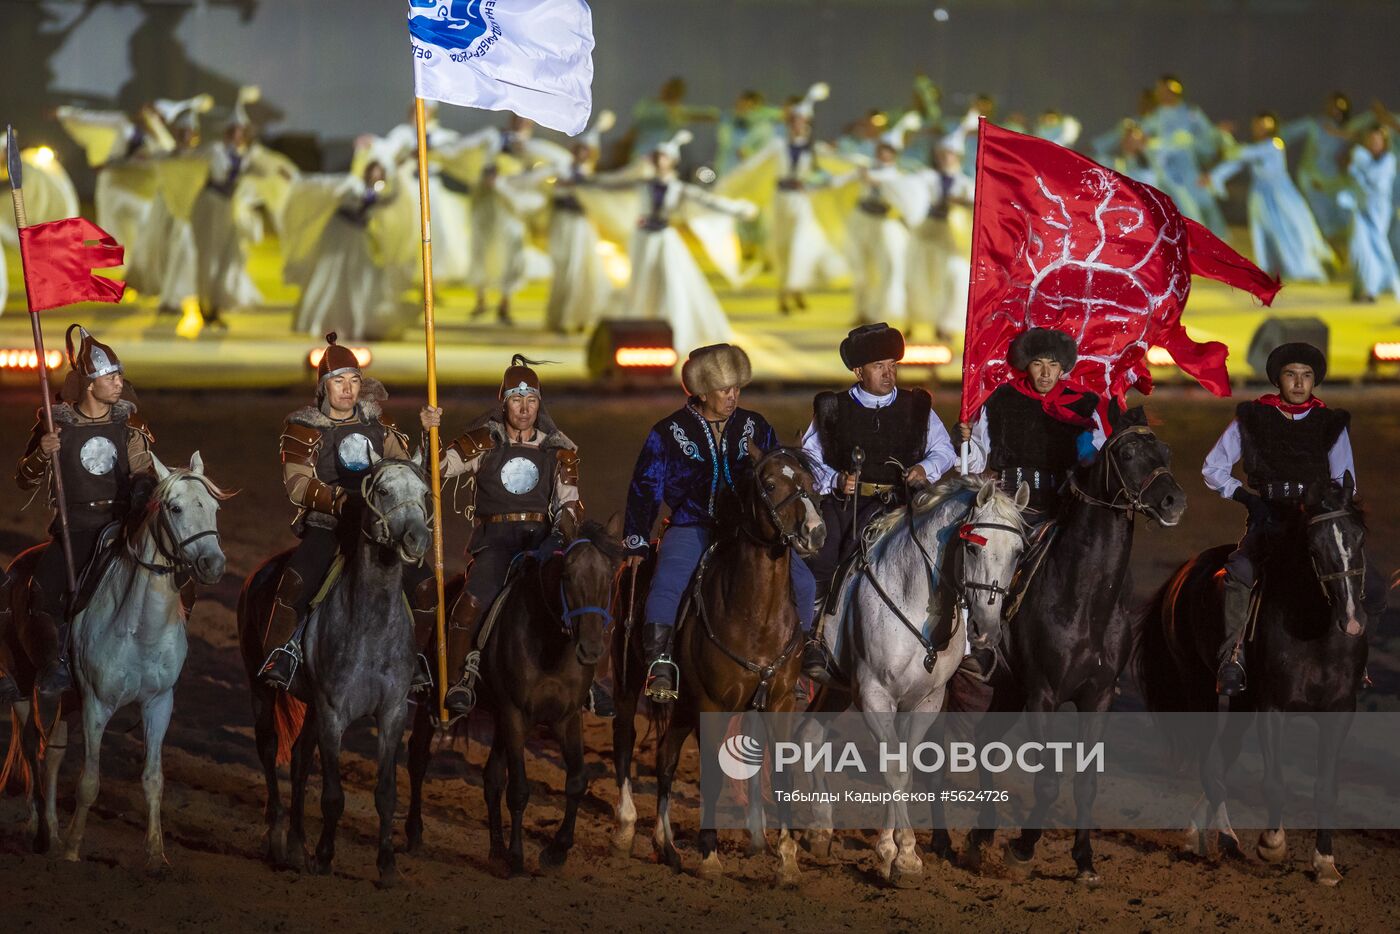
[[24, 522, 126, 620], [1002, 519, 1060, 624], [467, 552, 534, 653]]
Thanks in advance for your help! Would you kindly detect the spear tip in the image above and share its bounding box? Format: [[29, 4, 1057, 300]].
[[6, 125, 22, 190]]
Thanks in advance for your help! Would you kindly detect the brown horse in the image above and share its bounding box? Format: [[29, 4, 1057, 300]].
[[611, 444, 825, 884], [404, 516, 625, 876]]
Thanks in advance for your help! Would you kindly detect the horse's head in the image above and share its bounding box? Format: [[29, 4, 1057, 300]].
[[1096, 406, 1186, 526], [557, 514, 625, 665], [149, 451, 232, 585], [362, 451, 432, 563], [1303, 472, 1367, 637], [959, 479, 1030, 650], [742, 445, 826, 557]]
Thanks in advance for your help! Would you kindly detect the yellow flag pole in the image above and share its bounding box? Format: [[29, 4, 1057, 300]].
[[413, 98, 449, 725]]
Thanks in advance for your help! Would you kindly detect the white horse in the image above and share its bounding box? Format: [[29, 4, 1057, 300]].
[[7, 453, 229, 870], [803, 476, 1028, 885]]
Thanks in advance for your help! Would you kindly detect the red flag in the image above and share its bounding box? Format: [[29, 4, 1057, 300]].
[[959, 120, 1279, 422], [17, 217, 126, 313]]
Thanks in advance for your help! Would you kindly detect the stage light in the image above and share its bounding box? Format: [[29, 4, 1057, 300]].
[[307, 345, 373, 369], [0, 349, 64, 370], [596, 240, 631, 287], [1145, 346, 1175, 366], [1247, 316, 1328, 381], [615, 347, 679, 368], [29, 146, 56, 166], [587, 319, 675, 386], [1372, 342, 1400, 363], [933, 7, 950, 22], [899, 344, 953, 366]]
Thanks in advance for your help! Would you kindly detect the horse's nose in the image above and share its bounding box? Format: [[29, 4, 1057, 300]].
[[1158, 489, 1187, 524], [806, 522, 827, 555], [576, 637, 605, 666], [405, 526, 430, 558], [196, 552, 225, 583]]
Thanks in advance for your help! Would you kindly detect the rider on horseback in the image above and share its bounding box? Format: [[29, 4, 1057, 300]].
[[624, 343, 818, 703], [258, 333, 438, 691], [956, 327, 1107, 677], [419, 355, 590, 721], [12, 325, 155, 697], [1202, 342, 1385, 696], [799, 323, 957, 683]]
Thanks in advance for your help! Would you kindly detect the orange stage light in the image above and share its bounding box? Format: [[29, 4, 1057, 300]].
[[1372, 342, 1400, 363], [1145, 346, 1175, 366], [307, 346, 373, 369], [899, 344, 953, 366], [614, 346, 679, 368], [0, 349, 65, 371]]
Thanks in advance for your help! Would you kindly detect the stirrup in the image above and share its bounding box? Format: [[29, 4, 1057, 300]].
[[801, 639, 833, 684], [259, 642, 301, 690], [1216, 658, 1247, 697], [644, 655, 680, 702], [410, 654, 434, 694], [443, 651, 481, 718]]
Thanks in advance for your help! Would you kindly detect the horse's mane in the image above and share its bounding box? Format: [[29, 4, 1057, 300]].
[[125, 467, 234, 542], [866, 474, 1024, 541], [576, 519, 624, 560]]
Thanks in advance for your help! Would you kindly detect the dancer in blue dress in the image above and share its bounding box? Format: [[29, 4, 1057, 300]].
[[1337, 125, 1400, 302], [1280, 93, 1354, 246], [1139, 75, 1227, 235]]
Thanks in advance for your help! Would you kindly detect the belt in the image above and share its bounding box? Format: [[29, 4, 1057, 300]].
[[858, 198, 890, 217], [553, 194, 584, 213], [777, 178, 805, 192], [1255, 480, 1312, 501], [481, 512, 548, 524], [1000, 467, 1064, 492], [73, 498, 120, 509], [638, 216, 669, 232], [856, 481, 897, 497]]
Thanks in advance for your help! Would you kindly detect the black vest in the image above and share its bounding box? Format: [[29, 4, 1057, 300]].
[[813, 388, 932, 486], [314, 413, 387, 500], [57, 417, 132, 530], [1236, 401, 1349, 492], [983, 384, 1096, 474], [475, 443, 556, 517]]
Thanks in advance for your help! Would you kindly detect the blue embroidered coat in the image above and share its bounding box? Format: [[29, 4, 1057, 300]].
[[623, 405, 779, 556]]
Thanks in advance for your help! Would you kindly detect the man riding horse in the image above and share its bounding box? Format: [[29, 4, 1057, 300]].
[[419, 354, 590, 721], [258, 333, 437, 691], [12, 324, 155, 696], [624, 343, 818, 702], [800, 322, 957, 683], [1202, 341, 1386, 696]]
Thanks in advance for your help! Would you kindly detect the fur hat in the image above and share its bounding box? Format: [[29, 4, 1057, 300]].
[[682, 343, 752, 397], [1265, 342, 1327, 386], [65, 323, 122, 381], [840, 323, 905, 370], [1009, 327, 1077, 371], [317, 332, 361, 384], [500, 353, 546, 400]]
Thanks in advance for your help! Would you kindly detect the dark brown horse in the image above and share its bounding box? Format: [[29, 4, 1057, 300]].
[[404, 516, 624, 876], [611, 445, 825, 884], [1137, 474, 1368, 886]]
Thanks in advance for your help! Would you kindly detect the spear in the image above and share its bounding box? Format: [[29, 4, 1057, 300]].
[[7, 125, 78, 599]]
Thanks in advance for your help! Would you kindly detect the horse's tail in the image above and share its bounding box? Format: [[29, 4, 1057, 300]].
[[1, 707, 32, 796], [1132, 564, 1201, 767], [273, 692, 307, 767]]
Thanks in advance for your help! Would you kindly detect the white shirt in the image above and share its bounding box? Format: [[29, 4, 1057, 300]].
[[1201, 409, 1356, 499], [800, 385, 958, 494], [963, 396, 1108, 475]]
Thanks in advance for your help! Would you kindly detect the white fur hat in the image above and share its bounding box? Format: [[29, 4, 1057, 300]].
[[879, 112, 922, 151], [653, 128, 693, 161], [682, 343, 753, 397], [790, 82, 830, 120]]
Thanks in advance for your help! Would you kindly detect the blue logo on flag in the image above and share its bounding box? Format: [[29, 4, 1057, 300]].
[[408, 0, 489, 51]]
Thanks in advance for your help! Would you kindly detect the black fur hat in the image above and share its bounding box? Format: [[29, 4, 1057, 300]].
[[1009, 328, 1077, 371], [1265, 342, 1326, 386], [840, 322, 905, 370]]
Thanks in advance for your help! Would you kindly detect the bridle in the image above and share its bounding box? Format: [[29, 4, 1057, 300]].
[[952, 518, 1026, 606], [1070, 424, 1174, 519], [742, 448, 817, 551], [127, 476, 222, 577], [359, 461, 431, 562], [1306, 506, 1366, 601], [547, 536, 616, 637]]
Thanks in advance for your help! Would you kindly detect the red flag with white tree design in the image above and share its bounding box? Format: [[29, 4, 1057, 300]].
[[959, 119, 1280, 423]]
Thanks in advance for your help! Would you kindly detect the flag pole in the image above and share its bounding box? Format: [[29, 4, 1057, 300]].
[[7, 125, 78, 598], [959, 115, 989, 479], [412, 100, 450, 725]]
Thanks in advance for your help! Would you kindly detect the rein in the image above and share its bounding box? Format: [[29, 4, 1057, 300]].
[[1069, 425, 1172, 519], [740, 448, 816, 551], [126, 477, 221, 578], [359, 462, 430, 563], [545, 536, 616, 636], [1306, 507, 1367, 598]]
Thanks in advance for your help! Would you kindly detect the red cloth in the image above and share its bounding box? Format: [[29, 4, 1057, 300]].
[[17, 217, 125, 313], [1256, 393, 1326, 416], [959, 120, 1280, 423], [1009, 377, 1098, 430]]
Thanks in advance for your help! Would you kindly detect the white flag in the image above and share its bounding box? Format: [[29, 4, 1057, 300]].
[[408, 0, 594, 136]]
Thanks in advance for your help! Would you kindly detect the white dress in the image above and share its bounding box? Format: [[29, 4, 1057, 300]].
[[544, 166, 618, 333], [906, 167, 974, 337], [190, 142, 266, 314], [384, 120, 472, 284], [125, 187, 196, 309], [845, 164, 928, 326], [1, 144, 81, 315]]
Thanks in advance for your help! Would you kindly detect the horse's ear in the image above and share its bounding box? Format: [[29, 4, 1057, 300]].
[[977, 479, 994, 507], [1014, 480, 1031, 510], [189, 450, 205, 476], [368, 447, 382, 466], [411, 447, 425, 469], [605, 511, 624, 538], [749, 442, 765, 464], [1341, 470, 1355, 502], [150, 452, 170, 482]]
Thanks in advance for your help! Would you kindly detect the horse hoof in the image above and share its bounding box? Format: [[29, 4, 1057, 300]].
[[1257, 830, 1287, 864], [308, 856, 332, 876], [1218, 831, 1244, 860], [610, 831, 635, 857], [698, 852, 723, 880], [62, 849, 81, 864], [145, 857, 172, 879], [507, 856, 526, 878], [375, 870, 401, 890], [889, 856, 924, 889], [1001, 842, 1033, 878], [804, 830, 833, 860], [775, 861, 801, 889], [1075, 868, 1101, 888], [539, 843, 569, 872], [405, 835, 423, 855], [1311, 851, 1342, 887], [746, 838, 769, 859]]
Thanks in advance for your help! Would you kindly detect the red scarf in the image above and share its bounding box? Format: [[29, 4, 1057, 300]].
[[1256, 393, 1326, 416], [1011, 377, 1099, 430]]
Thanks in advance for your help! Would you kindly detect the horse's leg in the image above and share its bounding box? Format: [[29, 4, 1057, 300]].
[[1310, 710, 1352, 886], [769, 708, 801, 889], [964, 710, 1007, 869], [251, 686, 286, 864], [652, 718, 693, 873], [696, 712, 725, 880], [1007, 704, 1057, 872], [541, 712, 586, 871], [285, 705, 318, 872], [1209, 707, 1251, 858], [405, 700, 433, 853], [925, 715, 954, 863], [40, 713, 69, 856], [15, 699, 46, 851], [372, 702, 406, 888], [1256, 710, 1288, 863], [483, 729, 509, 865], [886, 708, 930, 888], [63, 695, 115, 862], [137, 690, 175, 874], [501, 706, 530, 877], [742, 712, 768, 858], [611, 683, 639, 855], [1068, 706, 1109, 886], [795, 713, 834, 859], [859, 700, 917, 885], [309, 710, 347, 876]]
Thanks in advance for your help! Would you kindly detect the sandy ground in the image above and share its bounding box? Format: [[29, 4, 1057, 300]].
[[2, 387, 1399, 933]]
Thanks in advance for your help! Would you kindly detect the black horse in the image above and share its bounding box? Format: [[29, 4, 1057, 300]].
[[1137, 474, 1368, 886], [945, 407, 1187, 884], [404, 517, 625, 876]]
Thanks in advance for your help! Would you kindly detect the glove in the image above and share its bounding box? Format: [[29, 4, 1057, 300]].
[[1231, 487, 1272, 527], [1075, 431, 1098, 466]]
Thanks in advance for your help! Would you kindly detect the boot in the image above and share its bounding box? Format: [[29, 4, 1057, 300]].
[[259, 568, 306, 691], [1216, 576, 1251, 697], [34, 603, 72, 697], [584, 681, 615, 717], [957, 646, 997, 683], [496, 300, 513, 327], [443, 593, 484, 720], [642, 622, 678, 703], [0, 672, 19, 705], [408, 576, 439, 695], [802, 638, 835, 685]]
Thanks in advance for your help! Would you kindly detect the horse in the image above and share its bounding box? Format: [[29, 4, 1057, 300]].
[[800, 475, 1031, 886], [0, 452, 229, 870], [1137, 474, 1367, 886], [236, 453, 429, 887], [964, 406, 1186, 884], [403, 516, 625, 876], [611, 444, 825, 885]]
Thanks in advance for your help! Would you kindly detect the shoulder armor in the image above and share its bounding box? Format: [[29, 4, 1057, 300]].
[[449, 426, 496, 461], [556, 448, 580, 486], [280, 420, 321, 466], [126, 411, 155, 445], [378, 413, 410, 449]]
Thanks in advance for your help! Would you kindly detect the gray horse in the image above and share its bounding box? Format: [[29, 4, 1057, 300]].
[[237, 452, 429, 887], [803, 476, 1028, 885], [3, 452, 229, 870]]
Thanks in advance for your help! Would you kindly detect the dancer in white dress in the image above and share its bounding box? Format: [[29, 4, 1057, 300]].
[[540, 110, 620, 334], [384, 102, 471, 285], [906, 130, 975, 340]]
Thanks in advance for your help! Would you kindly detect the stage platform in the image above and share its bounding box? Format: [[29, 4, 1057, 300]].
[[3, 235, 1398, 392]]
